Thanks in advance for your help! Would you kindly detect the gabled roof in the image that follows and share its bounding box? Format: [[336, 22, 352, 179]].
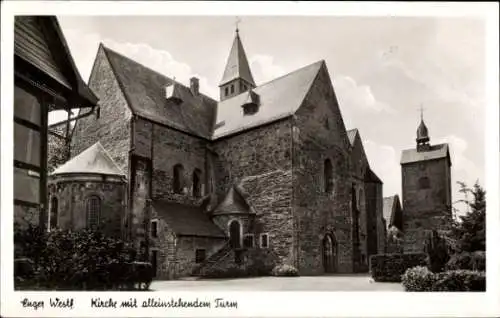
[[213, 60, 324, 139], [383, 195, 401, 228], [365, 168, 383, 184], [101, 45, 217, 139], [219, 31, 255, 87], [14, 16, 97, 108], [152, 200, 226, 238], [51, 142, 124, 176], [401, 143, 451, 165], [347, 129, 358, 146]]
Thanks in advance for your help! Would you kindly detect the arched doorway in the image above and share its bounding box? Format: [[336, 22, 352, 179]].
[[322, 233, 337, 273], [229, 220, 241, 248]]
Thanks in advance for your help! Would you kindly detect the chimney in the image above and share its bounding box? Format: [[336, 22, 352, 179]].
[[190, 77, 199, 96]]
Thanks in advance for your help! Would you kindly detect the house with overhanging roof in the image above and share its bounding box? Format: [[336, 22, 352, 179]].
[[61, 27, 387, 279], [14, 16, 98, 231]]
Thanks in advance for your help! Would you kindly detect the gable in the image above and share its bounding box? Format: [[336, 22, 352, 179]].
[[70, 45, 132, 172], [350, 131, 370, 176], [295, 62, 352, 153]]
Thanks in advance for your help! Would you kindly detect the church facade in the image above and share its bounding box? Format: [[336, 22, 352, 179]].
[[52, 29, 387, 278]]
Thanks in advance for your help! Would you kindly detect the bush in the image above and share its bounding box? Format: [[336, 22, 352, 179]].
[[433, 270, 485, 292], [271, 264, 299, 277], [446, 251, 485, 271], [402, 267, 485, 292], [401, 266, 435, 291], [370, 253, 428, 282], [13, 224, 146, 290]]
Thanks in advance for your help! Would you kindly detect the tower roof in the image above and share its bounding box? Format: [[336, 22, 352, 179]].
[[416, 119, 429, 142], [51, 142, 125, 176], [219, 30, 255, 87]]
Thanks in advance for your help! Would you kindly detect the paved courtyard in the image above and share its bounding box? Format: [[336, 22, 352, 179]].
[[151, 274, 404, 291]]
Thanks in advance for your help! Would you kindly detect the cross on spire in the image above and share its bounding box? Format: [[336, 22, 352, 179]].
[[419, 104, 426, 121]]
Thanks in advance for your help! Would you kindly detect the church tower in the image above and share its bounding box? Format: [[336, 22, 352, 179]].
[[219, 28, 256, 101], [400, 111, 452, 252]]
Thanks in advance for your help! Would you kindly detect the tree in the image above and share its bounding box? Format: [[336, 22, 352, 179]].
[[449, 181, 486, 253]]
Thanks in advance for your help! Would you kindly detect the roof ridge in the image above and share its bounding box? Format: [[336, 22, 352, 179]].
[[257, 59, 324, 90], [101, 44, 217, 102], [215, 60, 324, 108], [94, 141, 125, 175]]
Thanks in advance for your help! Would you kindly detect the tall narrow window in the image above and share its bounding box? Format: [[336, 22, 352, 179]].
[[260, 233, 269, 248], [230, 84, 234, 94], [86, 195, 101, 230], [151, 219, 158, 238], [324, 159, 333, 193], [225, 87, 229, 96], [49, 196, 58, 230], [173, 164, 184, 194], [192, 168, 202, 198]]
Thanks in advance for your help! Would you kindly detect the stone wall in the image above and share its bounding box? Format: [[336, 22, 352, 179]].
[[211, 121, 294, 268], [375, 183, 387, 254], [71, 46, 132, 174], [212, 119, 293, 201], [292, 63, 353, 274], [401, 158, 452, 252], [365, 181, 379, 259], [47, 175, 127, 238], [133, 117, 209, 205], [147, 213, 226, 279]]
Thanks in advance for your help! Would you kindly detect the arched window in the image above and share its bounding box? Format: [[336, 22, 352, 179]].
[[324, 159, 333, 193], [49, 196, 58, 230], [192, 168, 202, 198], [173, 164, 184, 194], [419, 177, 430, 189], [86, 195, 101, 230]]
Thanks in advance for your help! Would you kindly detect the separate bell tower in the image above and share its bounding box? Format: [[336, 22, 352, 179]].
[[400, 106, 452, 252]]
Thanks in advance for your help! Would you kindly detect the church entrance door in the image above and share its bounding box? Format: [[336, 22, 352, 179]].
[[229, 220, 241, 248], [323, 233, 337, 273]]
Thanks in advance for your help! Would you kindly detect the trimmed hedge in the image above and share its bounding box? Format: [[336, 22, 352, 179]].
[[402, 267, 486, 292], [369, 253, 429, 282]]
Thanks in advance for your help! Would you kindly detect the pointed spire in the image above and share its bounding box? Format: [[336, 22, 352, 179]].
[[416, 104, 430, 149], [219, 26, 255, 88]]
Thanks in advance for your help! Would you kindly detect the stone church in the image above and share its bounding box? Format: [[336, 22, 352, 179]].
[[48, 28, 388, 279]]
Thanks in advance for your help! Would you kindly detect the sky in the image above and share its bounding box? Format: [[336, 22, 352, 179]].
[[52, 15, 486, 216]]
